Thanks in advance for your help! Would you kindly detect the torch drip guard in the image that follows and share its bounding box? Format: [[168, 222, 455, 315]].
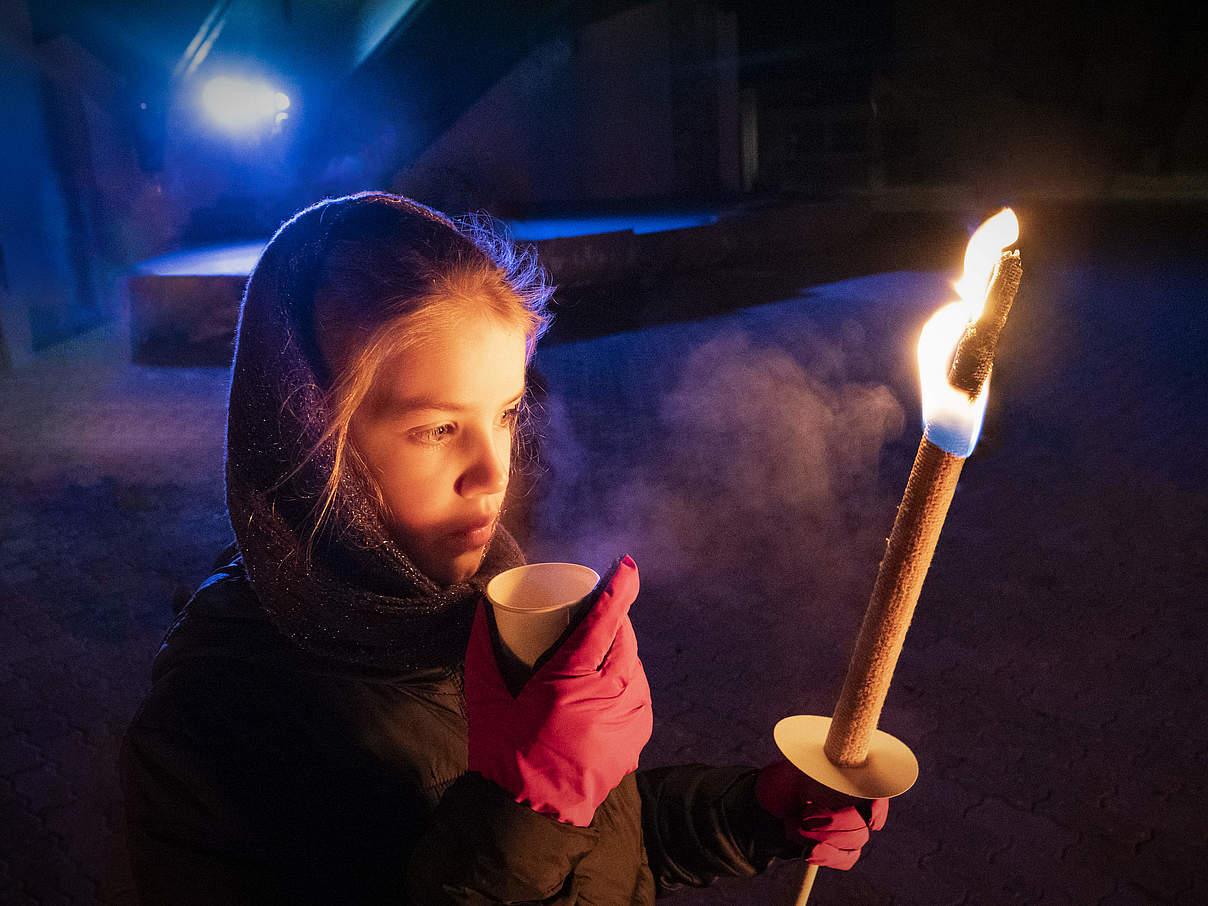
[[775, 715, 919, 799]]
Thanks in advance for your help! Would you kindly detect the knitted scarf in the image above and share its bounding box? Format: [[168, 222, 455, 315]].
[[225, 194, 524, 674]]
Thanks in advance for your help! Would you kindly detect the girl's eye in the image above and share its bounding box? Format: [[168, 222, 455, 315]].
[[500, 405, 522, 428], [412, 423, 455, 445]]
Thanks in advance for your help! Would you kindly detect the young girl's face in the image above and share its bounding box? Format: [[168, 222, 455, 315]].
[[350, 312, 528, 586]]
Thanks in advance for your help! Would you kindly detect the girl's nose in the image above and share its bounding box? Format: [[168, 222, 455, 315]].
[[457, 431, 509, 497]]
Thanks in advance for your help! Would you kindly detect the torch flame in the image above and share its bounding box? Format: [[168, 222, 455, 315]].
[[919, 208, 1019, 457]]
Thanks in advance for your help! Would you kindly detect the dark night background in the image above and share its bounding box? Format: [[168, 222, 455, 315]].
[[2, 1, 1206, 903]]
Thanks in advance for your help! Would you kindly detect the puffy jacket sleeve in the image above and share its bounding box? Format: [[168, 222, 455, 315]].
[[120, 658, 441, 906], [405, 771, 604, 903], [409, 763, 795, 902], [124, 671, 607, 906], [636, 763, 793, 895]]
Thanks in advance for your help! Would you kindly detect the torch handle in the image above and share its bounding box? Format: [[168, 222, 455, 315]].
[[795, 864, 820, 905], [824, 438, 965, 767]]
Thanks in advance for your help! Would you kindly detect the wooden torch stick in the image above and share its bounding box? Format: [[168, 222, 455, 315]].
[[828, 250, 1022, 764], [824, 436, 964, 764], [795, 864, 820, 906], [788, 250, 1023, 904]]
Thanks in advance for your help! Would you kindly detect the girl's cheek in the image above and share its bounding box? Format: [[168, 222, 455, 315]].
[[383, 449, 452, 503]]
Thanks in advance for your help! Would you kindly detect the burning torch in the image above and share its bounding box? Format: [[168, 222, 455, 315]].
[[774, 209, 1024, 904]]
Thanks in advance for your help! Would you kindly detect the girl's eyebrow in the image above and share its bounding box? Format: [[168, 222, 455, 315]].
[[382, 387, 525, 419]]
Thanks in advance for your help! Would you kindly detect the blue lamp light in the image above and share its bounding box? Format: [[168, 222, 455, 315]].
[[200, 75, 291, 133]]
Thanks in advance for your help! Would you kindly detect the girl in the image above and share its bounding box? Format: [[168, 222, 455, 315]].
[[120, 192, 886, 904]]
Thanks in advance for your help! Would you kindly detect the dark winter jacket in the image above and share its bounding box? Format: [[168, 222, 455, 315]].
[[120, 546, 792, 905]]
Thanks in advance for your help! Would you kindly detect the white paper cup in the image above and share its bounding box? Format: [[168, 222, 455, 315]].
[[486, 562, 600, 673]]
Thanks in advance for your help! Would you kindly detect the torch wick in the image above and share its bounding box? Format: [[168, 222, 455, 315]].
[[948, 250, 1023, 397]]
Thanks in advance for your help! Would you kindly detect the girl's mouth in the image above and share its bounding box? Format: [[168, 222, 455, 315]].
[[448, 515, 497, 549]]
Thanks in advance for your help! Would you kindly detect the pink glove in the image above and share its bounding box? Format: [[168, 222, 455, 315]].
[[755, 758, 888, 870], [465, 555, 653, 827]]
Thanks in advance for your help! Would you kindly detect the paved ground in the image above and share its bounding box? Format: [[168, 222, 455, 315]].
[[2, 204, 1206, 904]]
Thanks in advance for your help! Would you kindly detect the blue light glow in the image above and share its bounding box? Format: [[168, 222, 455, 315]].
[[135, 242, 267, 276], [357, 0, 424, 65], [507, 212, 719, 241], [200, 76, 290, 133]]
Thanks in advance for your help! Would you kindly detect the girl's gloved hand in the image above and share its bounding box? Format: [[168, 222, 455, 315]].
[[465, 555, 653, 827], [754, 758, 888, 870]]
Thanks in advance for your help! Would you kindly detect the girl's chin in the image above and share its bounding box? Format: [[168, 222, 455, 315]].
[[417, 546, 486, 588]]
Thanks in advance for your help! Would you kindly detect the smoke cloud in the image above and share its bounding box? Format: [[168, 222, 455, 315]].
[[526, 322, 907, 674]]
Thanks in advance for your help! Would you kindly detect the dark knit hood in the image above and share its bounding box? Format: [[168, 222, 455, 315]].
[[222, 192, 524, 674]]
